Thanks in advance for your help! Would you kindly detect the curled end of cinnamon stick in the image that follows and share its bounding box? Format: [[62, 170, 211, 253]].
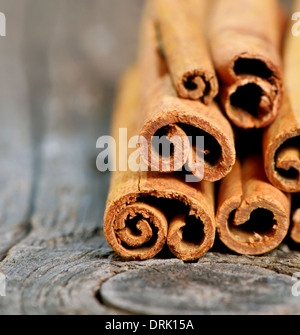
[[105, 180, 216, 261], [262, 0, 300, 193], [219, 201, 289, 255], [153, 0, 219, 104], [151, 0, 219, 104], [216, 158, 290, 255], [167, 210, 215, 261], [139, 87, 236, 182], [209, 0, 283, 129], [220, 56, 283, 129], [177, 70, 218, 104], [104, 198, 168, 260], [264, 127, 300, 193]]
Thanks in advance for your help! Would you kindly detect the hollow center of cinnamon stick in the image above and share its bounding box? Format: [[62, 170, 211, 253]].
[[181, 215, 205, 247], [230, 83, 265, 118], [234, 58, 273, 79], [152, 126, 175, 159], [184, 76, 198, 91], [150, 124, 222, 174], [228, 208, 277, 244], [179, 124, 222, 168], [126, 215, 144, 237]]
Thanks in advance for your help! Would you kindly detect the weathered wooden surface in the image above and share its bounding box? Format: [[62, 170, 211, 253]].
[[101, 261, 300, 315], [0, 1, 32, 261], [0, 0, 300, 315]]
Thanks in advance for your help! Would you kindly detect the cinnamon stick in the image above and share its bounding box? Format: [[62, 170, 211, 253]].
[[292, 209, 300, 243], [263, 0, 300, 193], [153, 0, 218, 103], [291, 194, 300, 243], [209, 0, 284, 129], [137, 4, 236, 182], [104, 67, 216, 261], [216, 156, 290, 255]]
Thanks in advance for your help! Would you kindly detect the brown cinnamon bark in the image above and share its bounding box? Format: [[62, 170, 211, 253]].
[[263, 0, 300, 193], [291, 194, 300, 243], [153, 0, 218, 103], [216, 157, 291, 255], [209, 0, 284, 129], [291, 209, 300, 243], [137, 4, 236, 182], [104, 67, 216, 261]]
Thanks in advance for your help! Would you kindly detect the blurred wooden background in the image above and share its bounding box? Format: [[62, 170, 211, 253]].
[[0, 0, 299, 315]]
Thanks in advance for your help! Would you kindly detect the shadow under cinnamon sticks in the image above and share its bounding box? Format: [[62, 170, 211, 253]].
[[137, 2, 236, 182], [104, 67, 215, 261], [216, 156, 291, 255]]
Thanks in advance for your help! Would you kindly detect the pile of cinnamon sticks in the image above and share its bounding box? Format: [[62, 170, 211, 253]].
[[104, 0, 300, 261]]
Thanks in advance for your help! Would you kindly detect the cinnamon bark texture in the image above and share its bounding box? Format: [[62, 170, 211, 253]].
[[209, 0, 283, 129], [104, 67, 216, 261], [216, 157, 291, 255], [263, 0, 300, 193], [291, 194, 300, 243], [292, 209, 300, 243], [153, 0, 218, 103], [137, 5, 236, 182]]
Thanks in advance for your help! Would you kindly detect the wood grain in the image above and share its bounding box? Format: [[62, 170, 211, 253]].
[[0, 1, 32, 260], [101, 261, 300, 315]]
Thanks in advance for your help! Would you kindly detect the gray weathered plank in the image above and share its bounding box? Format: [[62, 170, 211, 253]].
[[0, 0, 143, 315], [101, 260, 300, 315]]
